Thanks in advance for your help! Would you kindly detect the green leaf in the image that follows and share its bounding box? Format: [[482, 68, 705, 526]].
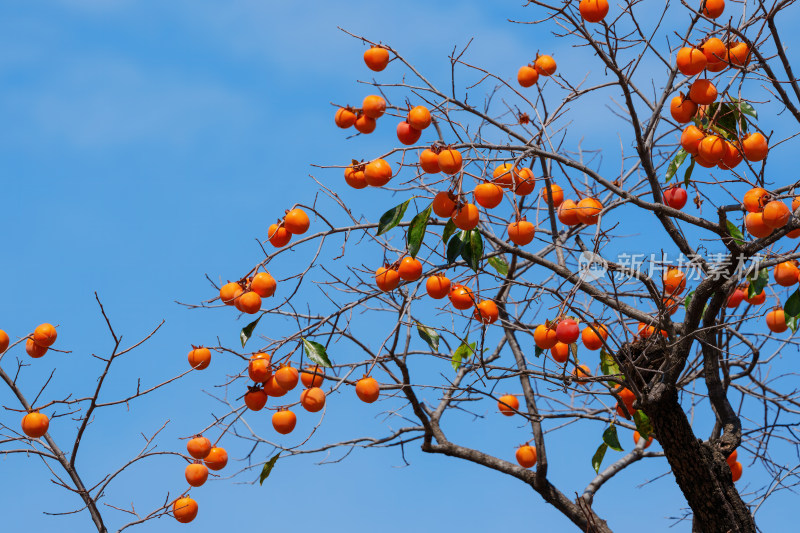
[[407, 205, 432, 258], [732, 97, 758, 120], [416, 322, 440, 352], [259, 453, 280, 485], [633, 410, 653, 440], [377, 199, 410, 236], [461, 230, 484, 272], [786, 314, 798, 333], [488, 255, 509, 277], [726, 220, 745, 245], [240, 315, 263, 348], [747, 268, 769, 299], [684, 290, 694, 311], [442, 218, 457, 244], [784, 289, 800, 317], [683, 157, 695, 187], [446, 232, 464, 265], [599, 349, 621, 381], [302, 338, 333, 368], [451, 340, 476, 371], [592, 442, 608, 473], [569, 342, 579, 360], [666, 148, 688, 183], [602, 424, 624, 452], [534, 345, 544, 358]]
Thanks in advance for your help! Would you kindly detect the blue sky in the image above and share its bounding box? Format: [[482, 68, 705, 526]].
[[1, 1, 797, 531]]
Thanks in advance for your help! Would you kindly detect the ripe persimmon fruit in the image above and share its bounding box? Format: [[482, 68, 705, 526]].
[[534, 324, 558, 349], [448, 285, 475, 310], [579, 0, 609, 23], [452, 203, 480, 230], [185, 462, 209, 487], [0, 329, 10, 353], [534, 55, 557, 76], [376, 267, 401, 292], [517, 65, 539, 87], [773, 261, 799, 286], [493, 163, 517, 188], [356, 376, 380, 403], [244, 386, 268, 411], [398, 257, 423, 281], [264, 375, 288, 397], [576, 197, 603, 225], [681, 125, 705, 155], [541, 183, 564, 207], [703, 0, 725, 18], [761, 201, 790, 229], [633, 430, 653, 448], [426, 274, 451, 299], [301, 365, 324, 388], [250, 272, 276, 298], [581, 324, 608, 350], [474, 300, 499, 324], [741, 132, 768, 161], [676, 47, 707, 76], [364, 46, 390, 71], [498, 394, 519, 415], [419, 149, 440, 174], [275, 365, 299, 392], [248, 352, 272, 383], [364, 159, 393, 187], [408, 106, 432, 130], [188, 346, 211, 370], [516, 445, 537, 467], [362, 95, 386, 119], [663, 268, 687, 295], [21, 412, 49, 438], [33, 323, 57, 348], [268, 224, 291, 247], [204, 447, 228, 471], [743, 188, 770, 213], [663, 186, 688, 210], [689, 79, 717, 105], [551, 342, 570, 363], [558, 199, 581, 226], [334, 107, 356, 128], [432, 191, 456, 217], [173, 497, 198, 524], [354, 113, 376, 134], [670, 96, 697, 123], [236, 291, 262, 314], [187, 436, 213, 459], [766, 308, 787, 333], [438, 149, 463, 175], [397, 121, 422, 145], [508, 219, 535, 245], [25, 338, 48, 358], [344, 163, 366, 189], [474, 183, 504, 209], [284, 208, 310, 234], [556, 319, 580, 344], [300, 387, 326, 412]]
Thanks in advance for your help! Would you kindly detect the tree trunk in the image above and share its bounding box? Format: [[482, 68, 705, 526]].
[[645, 383, 755, 533]]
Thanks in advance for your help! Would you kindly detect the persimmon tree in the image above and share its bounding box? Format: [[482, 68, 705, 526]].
[[6, 0, 800, 532], [186, 1, 800, 532]]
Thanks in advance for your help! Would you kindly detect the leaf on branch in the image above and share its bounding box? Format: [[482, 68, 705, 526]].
[[416, 322, 440, 352], [446, 232, 465, 265], [786, 314, 798, 333], [683, 157, 695, 188], [665, 148, 688, 183], [684, 290, 694, 311], [407, 205, 432, 258], [731, 97, 758, 120], [302, 338, 333, 368], [488, 255, 509, 277], [240, 315, 263, 348], [599, 349, 621, 383], [747, 268, 769, 299], [377, 199, 410, 236], [259, 453, 280, 485], [534, 345, 544, 358], [726, 220, 745, 245], [442, 218, 457, 244], [633, 410, 653, 441], [784, 289, 800, 318], [461, 230, 484, 272], [451, 340, 476, 371], [592, 442, 608, 474], [602, 424, 624, 452]]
